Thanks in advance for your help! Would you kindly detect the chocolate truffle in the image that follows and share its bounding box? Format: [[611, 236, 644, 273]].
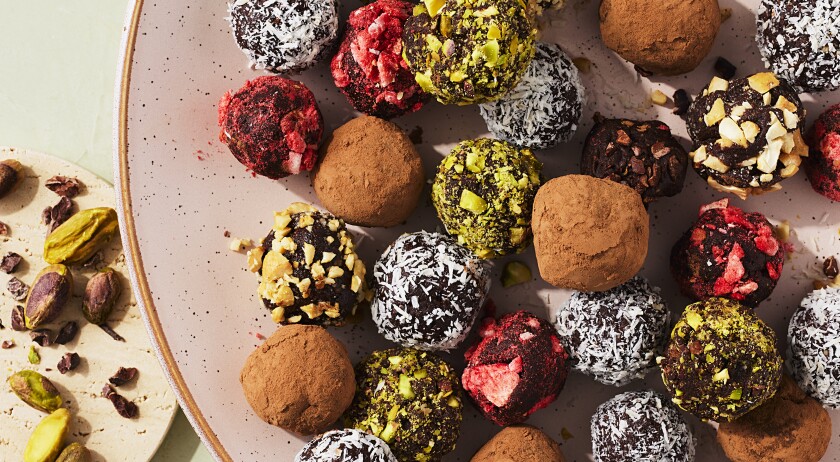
[[532, 175, 649, 292], [250, 203, 369, 326], [295, 429, 397, 462], [402, 0, 537, 105], [756, 0, 840, 92], [670, 199, 785, 308], [555, 276, 670, 386], [240, 325, 355, 435], [330, 0, 428, 119], [599, 0, 721, 75], [580, 115, 688, 204], [591, 390, 695, 462], [685, 73, 809, 199], [432, 138, 542, 259], [479, 42, 585, 149], [312, 116, 425, 227], [227, 0, 339, 73], [371, 231, 491, 351], [788, 287, 840, 407], [471, 425, 565, 462], [658, 298, 783, 422], [717, 374, 831, 462], [806, 103, 840, 201], [462, 311, 570, 426], [218, 76, 324, 179], [344, 348, 463, 462], [528, 0, 567, 16]]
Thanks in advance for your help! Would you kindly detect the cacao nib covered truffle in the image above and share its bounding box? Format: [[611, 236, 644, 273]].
[[581, 115, 689, 204], [295, 429, 397, 462], [471, 425, 566, 462], [788, 287, 840, 407], [670, 199, 785, 308], [344, 348, 463, 462], [805, 104, 840, 201], [432, 138, 542, 259], [462, 311, 570, 426], [250, 203, 369, 326], [227, 0, 339, 73], [658, 298, 783, 422], [555, 276, 670, 386], [479, 42, 585, 150], [372, 231, 491, 351], [402, 0, 536, 105], [685, 73, 809, 199], [757, 0, 840, 93], [218, 76, 324, 179], [330, 0, 428, 119]]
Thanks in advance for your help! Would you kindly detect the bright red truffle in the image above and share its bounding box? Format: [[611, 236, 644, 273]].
[[218, 76, 323, 179], [462, 310, 570, 426], [806, 104, 840, 201]]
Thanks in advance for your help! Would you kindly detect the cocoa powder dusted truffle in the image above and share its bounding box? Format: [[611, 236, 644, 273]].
[[344, 348, 463, 462], [218, 76, 324, 179], [240, 325, 355, 435], [432, 138, 542, 259], [331, 0, 428, 119], [658, 298, 783, 422], [312, 116, 425, 227], [532, 175, 649, 292], [805, 104, 840, 201], [581, 116, 688, 204], [685, 73, 809, 198], [462, 311, 570, 426], [402, 0, 537, 105], [249, 203, 369, 326], [371, 231, 491, 351], [788, 287, 840, 407], [295, 429, 397, 462], [471, 425, 566, 462], [670, 199, 785, 308]]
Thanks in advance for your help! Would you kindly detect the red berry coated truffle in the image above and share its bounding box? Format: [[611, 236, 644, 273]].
[[462, 310, 570, 426], [806, 104, 840, 201], [218, 76, 323, 179], [331, 0, 427, 119], [671, 199, 785, 308]]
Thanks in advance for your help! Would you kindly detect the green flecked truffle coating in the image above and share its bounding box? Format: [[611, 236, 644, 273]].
[[658, 298, 782, 422], [402, 0, 536, 105], [432, 138, 542, 259], [344, 348, 463, 462]]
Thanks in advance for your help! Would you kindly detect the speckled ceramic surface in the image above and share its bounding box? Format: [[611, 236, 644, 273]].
[[116, 0, 840, 460]]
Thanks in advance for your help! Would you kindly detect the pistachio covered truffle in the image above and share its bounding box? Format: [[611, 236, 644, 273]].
[[249, 203, 369, 326], [295, 429, 397, 462], [432, 138, 542, 259], [658, 298, 783, 422], [788, 287, 840, 407], [402, 0, 537, 105], [344, 348, 463, 462]]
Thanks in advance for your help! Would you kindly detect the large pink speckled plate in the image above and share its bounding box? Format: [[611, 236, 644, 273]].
[[115, 0, 840, 460]]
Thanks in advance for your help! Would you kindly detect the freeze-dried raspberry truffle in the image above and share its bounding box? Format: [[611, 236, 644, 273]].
[[218, 76, 323, 179], [555, 276, 670, 386], [591, 390, 695, 462], [670, 199, 785, 308], [371, 231, 491, 351], [462, 311, 570, 426], [581, 116, 688, 204], [685, 73, 809, 199], [788, 288, 840, 407], [757, 0, 840, 93], [805, 104, 840, 201], [295, 429, 397, 462], [479, 42, 584, 149], [227, 0, 339, 73], [658, 298, 783, 422], [331, 0, 428, 119]]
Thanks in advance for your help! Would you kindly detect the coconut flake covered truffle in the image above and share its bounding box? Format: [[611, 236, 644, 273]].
[[479, 42, 585, 149], [295, 429, 397, 462], [788, 287, 840, 407], [555, 276, 670, 386], [756, 0, 840, 92], [227, 0, 340, 73], [371, 231, 491, 351], [591, 390, 696, 462]]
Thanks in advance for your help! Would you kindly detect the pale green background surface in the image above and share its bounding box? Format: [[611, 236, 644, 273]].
[[0, 2, 212, 460]]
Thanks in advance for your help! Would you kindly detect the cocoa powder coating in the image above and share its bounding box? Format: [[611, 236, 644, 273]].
[[471, 425, 565, 462]]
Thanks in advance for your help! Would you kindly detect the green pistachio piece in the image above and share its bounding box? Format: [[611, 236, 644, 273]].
[[24, 408, 71, 462], [729, 388, 742, 400], [28, 345, 41, 365], [459, 189, 487, 214], [685, 311, 702, 330], [44, 207, 118, 265], [501, 261, 531, 287], [481, 40, 499, 65], [8, 370, 63, 413], [713, 368, 730, 382], [423, 0, 445, 17], [55, 442, 92, 462], [398, 374, 415, 399], [415, 72, 435, 93]]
